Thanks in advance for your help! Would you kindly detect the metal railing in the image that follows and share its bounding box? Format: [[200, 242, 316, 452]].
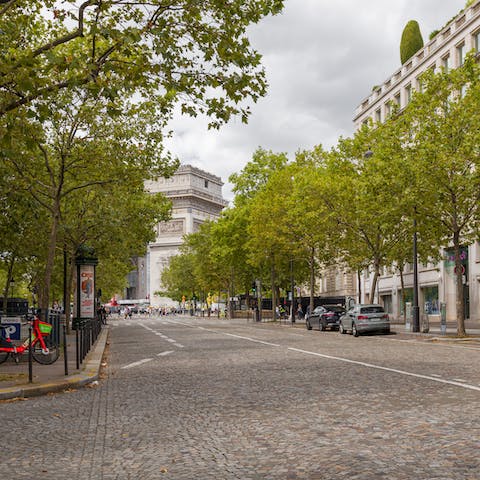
[[74, 317, 103, 369]]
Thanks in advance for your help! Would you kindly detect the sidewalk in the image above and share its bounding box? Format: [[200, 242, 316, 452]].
[[0, 326, 109, 401]]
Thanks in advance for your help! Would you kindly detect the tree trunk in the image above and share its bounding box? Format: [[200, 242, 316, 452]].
[[309, 247, 315, 315], [271, 258, 277, 321], [38, 203, 61, 318], [65, 256, 75, 334], [368, 263, 380, 304], [453, 232, 466, 336], [399, 267, 406, 324], [357, 270, 362, 304], [2, 258, 15, 313]]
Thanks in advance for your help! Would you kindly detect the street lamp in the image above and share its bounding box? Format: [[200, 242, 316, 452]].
[[412, 207, 420, 332], [290, 258, 295, 323]]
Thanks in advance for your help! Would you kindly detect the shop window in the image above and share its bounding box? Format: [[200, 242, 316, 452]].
[[381, 295, 393, 313], [423, 286, 439, 314], [399, 288, 413, 315]]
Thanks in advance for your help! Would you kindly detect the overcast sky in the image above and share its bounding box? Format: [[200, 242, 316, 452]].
[[164, 0, 467, 201]]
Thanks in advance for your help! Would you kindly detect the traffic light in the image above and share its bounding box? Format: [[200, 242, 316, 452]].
[[251, 281, 256, 294]]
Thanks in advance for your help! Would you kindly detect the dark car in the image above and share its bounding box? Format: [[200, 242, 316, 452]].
[[306, 305, 346, 331], [339, 304, 390, 336]]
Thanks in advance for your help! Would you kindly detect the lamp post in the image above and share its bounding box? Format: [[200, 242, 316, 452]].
[[290, 258, 295, 323], [412, 209, 420, 332]]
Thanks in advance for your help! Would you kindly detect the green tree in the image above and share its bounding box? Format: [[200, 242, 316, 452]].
[[160, 253, 197, 303], [0, 0, 284, 127], [229, 147, 289, 206], [400, 20, 424, 64], [399, 55, 480, 335], [0, 88, 177, 311], [324, 122, 413, 304]]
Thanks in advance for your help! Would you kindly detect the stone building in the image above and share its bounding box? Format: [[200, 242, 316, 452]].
[[126, 165, 228, 306], [353, 1, 480, 323]]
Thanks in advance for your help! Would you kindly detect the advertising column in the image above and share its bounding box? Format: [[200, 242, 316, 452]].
[[73, 246, 98, 330]]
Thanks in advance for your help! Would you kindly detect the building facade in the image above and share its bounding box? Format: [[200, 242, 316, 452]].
[[127, 165, 228, 306], [353, 1, 480, 323]]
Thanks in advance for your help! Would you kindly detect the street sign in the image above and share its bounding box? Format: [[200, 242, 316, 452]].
[[0, 318, 21, 340]]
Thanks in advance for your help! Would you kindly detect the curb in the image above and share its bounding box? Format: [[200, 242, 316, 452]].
[[0, 326, 109, 401]]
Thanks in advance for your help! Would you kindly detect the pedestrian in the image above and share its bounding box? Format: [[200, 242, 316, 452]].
[[297, 303, 303, 319]]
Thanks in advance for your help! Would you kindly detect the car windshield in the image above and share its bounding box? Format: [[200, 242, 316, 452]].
[[326, 306, 345, 313], [360, 306, 384, 314]]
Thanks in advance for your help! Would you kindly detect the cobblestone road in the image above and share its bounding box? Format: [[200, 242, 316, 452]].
[[1, 315, 479, 479]]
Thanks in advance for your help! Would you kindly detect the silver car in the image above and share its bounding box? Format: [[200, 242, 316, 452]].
[[339, 304, 390, 336]]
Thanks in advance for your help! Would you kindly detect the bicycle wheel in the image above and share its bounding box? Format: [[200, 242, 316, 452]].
[[32, 337, 60, 365], [0, 351, 10, 364]]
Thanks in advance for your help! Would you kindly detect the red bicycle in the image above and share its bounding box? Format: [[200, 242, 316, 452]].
[[0, 313, 59, 365]]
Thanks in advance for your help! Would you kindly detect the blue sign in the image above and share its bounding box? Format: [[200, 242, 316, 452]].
[[0, 322, 21, 340]]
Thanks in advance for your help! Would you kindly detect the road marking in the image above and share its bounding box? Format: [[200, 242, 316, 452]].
[[157, 351, 174, 357], [376, 336, 480, 351], [121, 358, 153, 369], [223, 332, 281, 347], [288, 347, 480, 392]]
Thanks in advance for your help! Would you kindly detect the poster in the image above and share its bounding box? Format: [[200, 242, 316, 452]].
[[76, 264, 95, 318]]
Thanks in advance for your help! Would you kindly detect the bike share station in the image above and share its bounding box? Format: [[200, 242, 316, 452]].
[[0, 297, 61, 383], [73, 245, 103, 369], [0, 298, 28, 348]]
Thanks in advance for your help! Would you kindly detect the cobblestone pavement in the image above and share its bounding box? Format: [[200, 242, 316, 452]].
[[1, 315, 479, 479]]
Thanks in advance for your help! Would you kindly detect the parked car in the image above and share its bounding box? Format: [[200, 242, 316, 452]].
[[306, 305, 346, 331], [339, 304, 390, 336]]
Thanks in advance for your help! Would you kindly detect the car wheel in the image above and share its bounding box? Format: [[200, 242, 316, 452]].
[[306, 319, 312, 330], [352, 323, 359, 337]]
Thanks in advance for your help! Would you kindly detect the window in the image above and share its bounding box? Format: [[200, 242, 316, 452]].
[[416, 76, 423, 92], [360, 306, 384, 314], [204, 180, 209, 188], [381, 295, 393, 314], [394, 92, 401, 107], [375, 109, 381, 123], [405, 84, 412, 104], [385, 102, 391, 118], [457, 43, 465, 66], [399, 288, 413, 315], [442, 55, 451, 73], [423, 286, 439, 314], [474, 30, 480, 52]]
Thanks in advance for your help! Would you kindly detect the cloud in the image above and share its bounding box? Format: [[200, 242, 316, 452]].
[[164, 0, 466, 200]]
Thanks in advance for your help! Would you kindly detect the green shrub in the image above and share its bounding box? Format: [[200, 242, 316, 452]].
[[400, 20, 424, 64]]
